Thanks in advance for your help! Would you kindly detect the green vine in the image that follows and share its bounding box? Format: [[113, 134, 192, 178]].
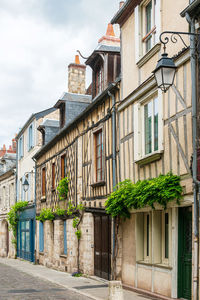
[[7, 201, 28, 246], [67, 201, 84, 240], [57, 177, 69, 201], [36, 208, 55, 222], [54, 206, 66, 216], [105, 173, 183, 219]]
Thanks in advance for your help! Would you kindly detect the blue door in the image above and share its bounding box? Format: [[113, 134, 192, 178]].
[[17, 219, 34, 262]]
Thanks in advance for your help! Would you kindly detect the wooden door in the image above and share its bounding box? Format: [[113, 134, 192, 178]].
[[178, 207, 192, 300], [94, 214, 111, 280]]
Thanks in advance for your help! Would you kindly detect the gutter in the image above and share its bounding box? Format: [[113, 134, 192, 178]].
[[180, 0, 200, 18]]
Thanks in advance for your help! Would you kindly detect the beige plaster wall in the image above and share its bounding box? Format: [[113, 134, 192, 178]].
[[121, 214, 136, 286]]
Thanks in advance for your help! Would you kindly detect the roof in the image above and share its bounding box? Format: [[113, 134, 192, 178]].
[[111, 0, 142, 25], [16, 107, 57, 140], [180, 0, 200, 17], [54, 92, 91, 108], [85, 44, 120, 66], [33, 78, 120, 160]]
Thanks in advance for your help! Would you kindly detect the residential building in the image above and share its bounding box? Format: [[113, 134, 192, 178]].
[[111, 0, 196, 299], [16, 107, 59, 262], [0, 149, 16, 259], [33, 25, 121, 279]]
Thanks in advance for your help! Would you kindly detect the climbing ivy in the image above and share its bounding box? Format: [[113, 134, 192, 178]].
[[7, 201, 29, 246], [105, 173, 183, 219], [57, 177, 69, 201]]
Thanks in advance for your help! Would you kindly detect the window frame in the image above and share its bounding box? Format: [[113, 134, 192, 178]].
[[41, 167, 46, 198], [18, 136, 24, 159], [135, 0, 160, 61], [28, 123, 34, 151], [92, 125, 105, 185], [61, 154, 66, 179], [52, 162, 55, 190]]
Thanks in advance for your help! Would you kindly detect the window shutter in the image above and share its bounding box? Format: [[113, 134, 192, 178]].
[[28, 173, 31, 202], [39, 221, 44, 252], [135, 5, 140, 62], [22, 136, 24, 157], [42, 168, 46, 196], [155, 0, 161, 43], [32, 122, 35, 147], [64, 221, 67, 255]]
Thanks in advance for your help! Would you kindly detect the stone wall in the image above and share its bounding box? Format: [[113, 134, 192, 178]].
[[36, 212, 94, 275]]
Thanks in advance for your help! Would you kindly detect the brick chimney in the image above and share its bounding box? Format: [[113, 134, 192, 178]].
[[98, 23, 120, 47], [68, 55, 86, 94]]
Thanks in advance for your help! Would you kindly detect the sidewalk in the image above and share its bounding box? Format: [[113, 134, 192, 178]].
[[0, 257, 152, 300]]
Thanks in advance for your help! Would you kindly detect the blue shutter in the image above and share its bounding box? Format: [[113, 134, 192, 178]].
[[28, 173, 31, 202], [21, 136, 24, 157], [39, 222, 44, 252], [64, 221, 67, 255], [32, 122, 35, 147]]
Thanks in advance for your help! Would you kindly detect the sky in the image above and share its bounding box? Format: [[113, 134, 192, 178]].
[[0, 0, 120, 148]]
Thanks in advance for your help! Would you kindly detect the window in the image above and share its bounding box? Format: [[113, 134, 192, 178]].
[[39, 221, 44, 252], [61, 155, 66, 179], [28, 124, 34, 150], [134, 93, 162, 161], [136, 210, 171, 265], [144, 97, 158, 155], [52, 163, 55, 190], [95, 130, 104, 182], [42, 167, 46, 197], [18, 136, 24, 159], [135, 0, 160, 60], [63, 220, 67, 255], [60, 103, 66, 129], [95, 67, 103, 95]]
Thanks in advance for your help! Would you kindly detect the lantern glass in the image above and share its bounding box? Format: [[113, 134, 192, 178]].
[[23, 178, 29, 192]]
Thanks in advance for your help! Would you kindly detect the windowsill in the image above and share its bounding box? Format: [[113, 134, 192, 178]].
[[39, 252, 44, 255], [60, 254, 67, 258], [41, 196, 46, 202], [136, 43, 161, 68], [91, 181, 106, 188], [135, 150, 163, 167], [136, 260, 172, 270], [28, 146, 34, 152]]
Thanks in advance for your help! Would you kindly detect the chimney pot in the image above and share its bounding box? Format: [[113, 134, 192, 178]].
[[119, 1, 124, 9], [75, 55, 80, 65], [106, 23, 115, 37]]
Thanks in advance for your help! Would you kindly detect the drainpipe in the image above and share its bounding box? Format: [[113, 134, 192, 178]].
[[108, 89, 117, 280], [186, 12, 199, 300], [32, 157, 37, 263]]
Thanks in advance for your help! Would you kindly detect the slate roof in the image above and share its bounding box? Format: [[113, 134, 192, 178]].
[[39, 119, 60, 128]]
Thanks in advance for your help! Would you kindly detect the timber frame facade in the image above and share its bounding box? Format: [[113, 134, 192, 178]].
[[32, 0, 199, 299]]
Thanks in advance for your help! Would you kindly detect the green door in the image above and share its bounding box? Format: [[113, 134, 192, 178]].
[[178, 206, 192, 300]]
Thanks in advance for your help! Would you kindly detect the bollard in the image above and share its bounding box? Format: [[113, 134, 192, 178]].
[[108, 280, 124, 300]]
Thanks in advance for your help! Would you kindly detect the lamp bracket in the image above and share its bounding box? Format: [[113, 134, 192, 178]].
[[160, 31, 200, 53]]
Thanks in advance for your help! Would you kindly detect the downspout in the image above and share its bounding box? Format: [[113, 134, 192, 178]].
[[108, 89, 117, 280], [186, 12, 199, 300], [32, 157, 37, 263]]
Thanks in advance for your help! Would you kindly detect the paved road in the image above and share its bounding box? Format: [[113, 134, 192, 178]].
[[0, 263, 91, 300]]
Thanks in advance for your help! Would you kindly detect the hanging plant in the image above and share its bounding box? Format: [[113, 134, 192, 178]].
[[57, 177, 69, 201], [36, 208, 55, 222], [105, 173, 183, 219], [7, 201, 29, 246]]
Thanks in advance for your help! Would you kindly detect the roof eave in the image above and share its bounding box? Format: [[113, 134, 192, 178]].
[[111, 0, 142, 25]]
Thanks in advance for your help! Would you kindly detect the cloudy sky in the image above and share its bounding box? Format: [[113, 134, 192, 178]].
[[0, 0, 120, 148]]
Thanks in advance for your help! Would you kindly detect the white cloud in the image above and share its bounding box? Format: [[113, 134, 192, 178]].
[[0, 0, 120, 148]]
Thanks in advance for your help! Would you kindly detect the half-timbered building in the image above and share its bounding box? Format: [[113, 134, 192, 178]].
[[111, 0, 195, 299], [33, 24, 121, 279]]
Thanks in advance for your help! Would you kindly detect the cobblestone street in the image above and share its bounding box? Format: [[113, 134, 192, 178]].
[[0, 263, 91, 300]]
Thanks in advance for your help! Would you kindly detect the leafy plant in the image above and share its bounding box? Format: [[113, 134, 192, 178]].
[[72, 271, 82, 277], [105, 173, 183, 218], [54, 206, 66, 216], [36, 208, 55, 222], [57, 177, 69, 201], [7, 201, 28, 246]]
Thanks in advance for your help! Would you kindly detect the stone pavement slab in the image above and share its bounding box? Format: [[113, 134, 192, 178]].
[[0, 258, 154, 300]]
